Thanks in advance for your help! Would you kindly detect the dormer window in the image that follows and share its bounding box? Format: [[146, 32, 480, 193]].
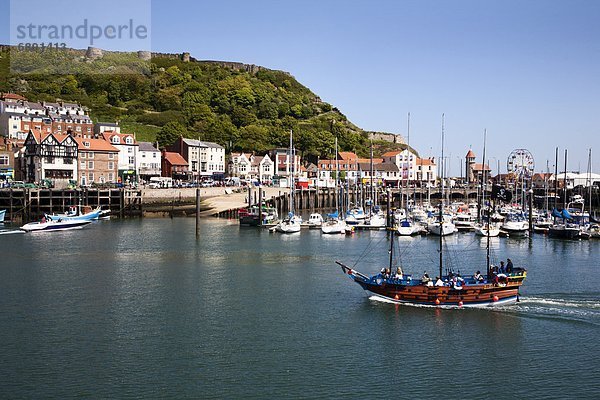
[[111, 136, 120, 144], [125, 137, 133, 144], [83, 141, 90, 148]]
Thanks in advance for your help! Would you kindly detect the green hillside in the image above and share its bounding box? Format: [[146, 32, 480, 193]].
[[0, 47, 409, 159]]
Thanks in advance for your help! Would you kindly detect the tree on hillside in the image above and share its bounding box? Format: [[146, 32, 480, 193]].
[[157, 121, 187, 147]]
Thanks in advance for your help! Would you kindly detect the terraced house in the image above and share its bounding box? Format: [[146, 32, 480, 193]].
[[74, 137, 119, 186]]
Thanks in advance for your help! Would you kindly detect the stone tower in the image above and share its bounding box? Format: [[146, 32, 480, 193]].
[[466, 149, 476, 184]]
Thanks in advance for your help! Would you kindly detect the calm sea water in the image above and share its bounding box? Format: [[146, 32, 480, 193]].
[[0, 218, 599, 399]]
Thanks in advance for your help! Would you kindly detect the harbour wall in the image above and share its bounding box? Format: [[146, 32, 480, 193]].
[[0, 186, 597, 223]]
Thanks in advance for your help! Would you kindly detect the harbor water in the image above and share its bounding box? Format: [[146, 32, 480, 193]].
[[1, 218, 599, 399]]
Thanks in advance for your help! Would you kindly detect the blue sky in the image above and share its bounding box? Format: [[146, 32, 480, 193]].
[[2, 0, 599, 174]]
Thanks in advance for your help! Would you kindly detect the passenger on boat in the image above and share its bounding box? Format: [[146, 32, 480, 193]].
[[421, 272, 431, 285], [435, 276, 445, 287], [394, 267, 404, 280], [506, 259, 514, 273], [499, 261, 505, 273], [474, 270, 484, 282]]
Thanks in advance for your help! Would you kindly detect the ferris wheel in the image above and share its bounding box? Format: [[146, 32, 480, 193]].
[[507, 149, 535, 178]]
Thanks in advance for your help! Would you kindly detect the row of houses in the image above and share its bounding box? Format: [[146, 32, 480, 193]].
[[0, 93, 229, 187], [227, 148, 439, 187]]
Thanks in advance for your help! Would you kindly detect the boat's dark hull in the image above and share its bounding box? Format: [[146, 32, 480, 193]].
[[239, 215, 260, 226], [339, 264, 525, 307], [548, 226, 581, 239]]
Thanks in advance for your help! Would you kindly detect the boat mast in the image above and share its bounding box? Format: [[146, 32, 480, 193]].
[[335, 136, 339, 214], [563, 149, 568, 210], [370, 140, 374, 213], [439, 113, 445, 279], [482, 129, 491, 276], [553, 147, 559, 222], [289, 129, 295, 215], [588, 149, 592, 219], [405, 112, 410, 215]]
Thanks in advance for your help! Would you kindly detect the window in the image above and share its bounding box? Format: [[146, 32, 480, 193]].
[[108, 153, 114, 159], [128, 147, 133, 153], [83, 141, 90, 148], [108, 172, 114, 181], [88, 152, 94, 159], [125, 137, 133, 144], [87, 127, 91, 132], [80, 161, 86, 169], [111, 137, 119, 144], [88, 161, 94, 169], [152, 153, 157, 158], [57, 125, 62, 131], [80, 152, 86, 159], [108, 161, 114, 170], [0, 155, 9, 166], [128, 156, 134, 165], [88, 172, 94, 182], [76, 126, 81, 132], [24, 124, 29, 130]]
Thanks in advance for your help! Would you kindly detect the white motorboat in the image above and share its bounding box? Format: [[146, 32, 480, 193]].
[[474, 223, 500, 237], [47, 206, 103, 221], [21, 218, 91, 232], [501, 214, 529, 236], [454, 213, 475, 231], [396, 219, 421, 236], [307, 213, 323, 228], [428, 213, 457, 236]]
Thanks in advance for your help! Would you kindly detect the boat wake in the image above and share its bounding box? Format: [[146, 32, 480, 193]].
[[368, 294, 600, 325], [499, 295, 600, 326], [0, 230, 25, 235]]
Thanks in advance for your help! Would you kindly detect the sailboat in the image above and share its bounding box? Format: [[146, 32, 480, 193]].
[[337, 116, 527, 307], [274, 130, 302, 233], [474, 129, 500, 237], [322, 137, 346, 234], [396, 112, 421, 236], [427, 116, 456, 236]]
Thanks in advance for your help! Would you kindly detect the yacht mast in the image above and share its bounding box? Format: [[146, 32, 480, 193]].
[[289, 129, 295, 215], [335, 136, 339, 214], [563, 149, 568, 209], [439, 114, 445, 279], [553, 147, 559, 222], [588, 149, 592, 219], [370, 140, 374, 213], [482, 129, 491, 276], [405, 112, 410, 215]]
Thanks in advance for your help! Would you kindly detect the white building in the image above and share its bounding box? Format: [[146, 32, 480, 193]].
[[137, 141, 161, 181], [250, 154, 274, 183], [382, 149, 418, 182], [229, 152, 252, 179], [100, 131, 139, 183]]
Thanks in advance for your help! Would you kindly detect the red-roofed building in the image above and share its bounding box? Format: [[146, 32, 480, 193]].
[[73, 137, 119, 186], [316, 151, 360, 182], [416, 157, 437, 186], [382, 148, 421, 183], [162, 150, 189, 180], [100, 131, 139, 182]]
